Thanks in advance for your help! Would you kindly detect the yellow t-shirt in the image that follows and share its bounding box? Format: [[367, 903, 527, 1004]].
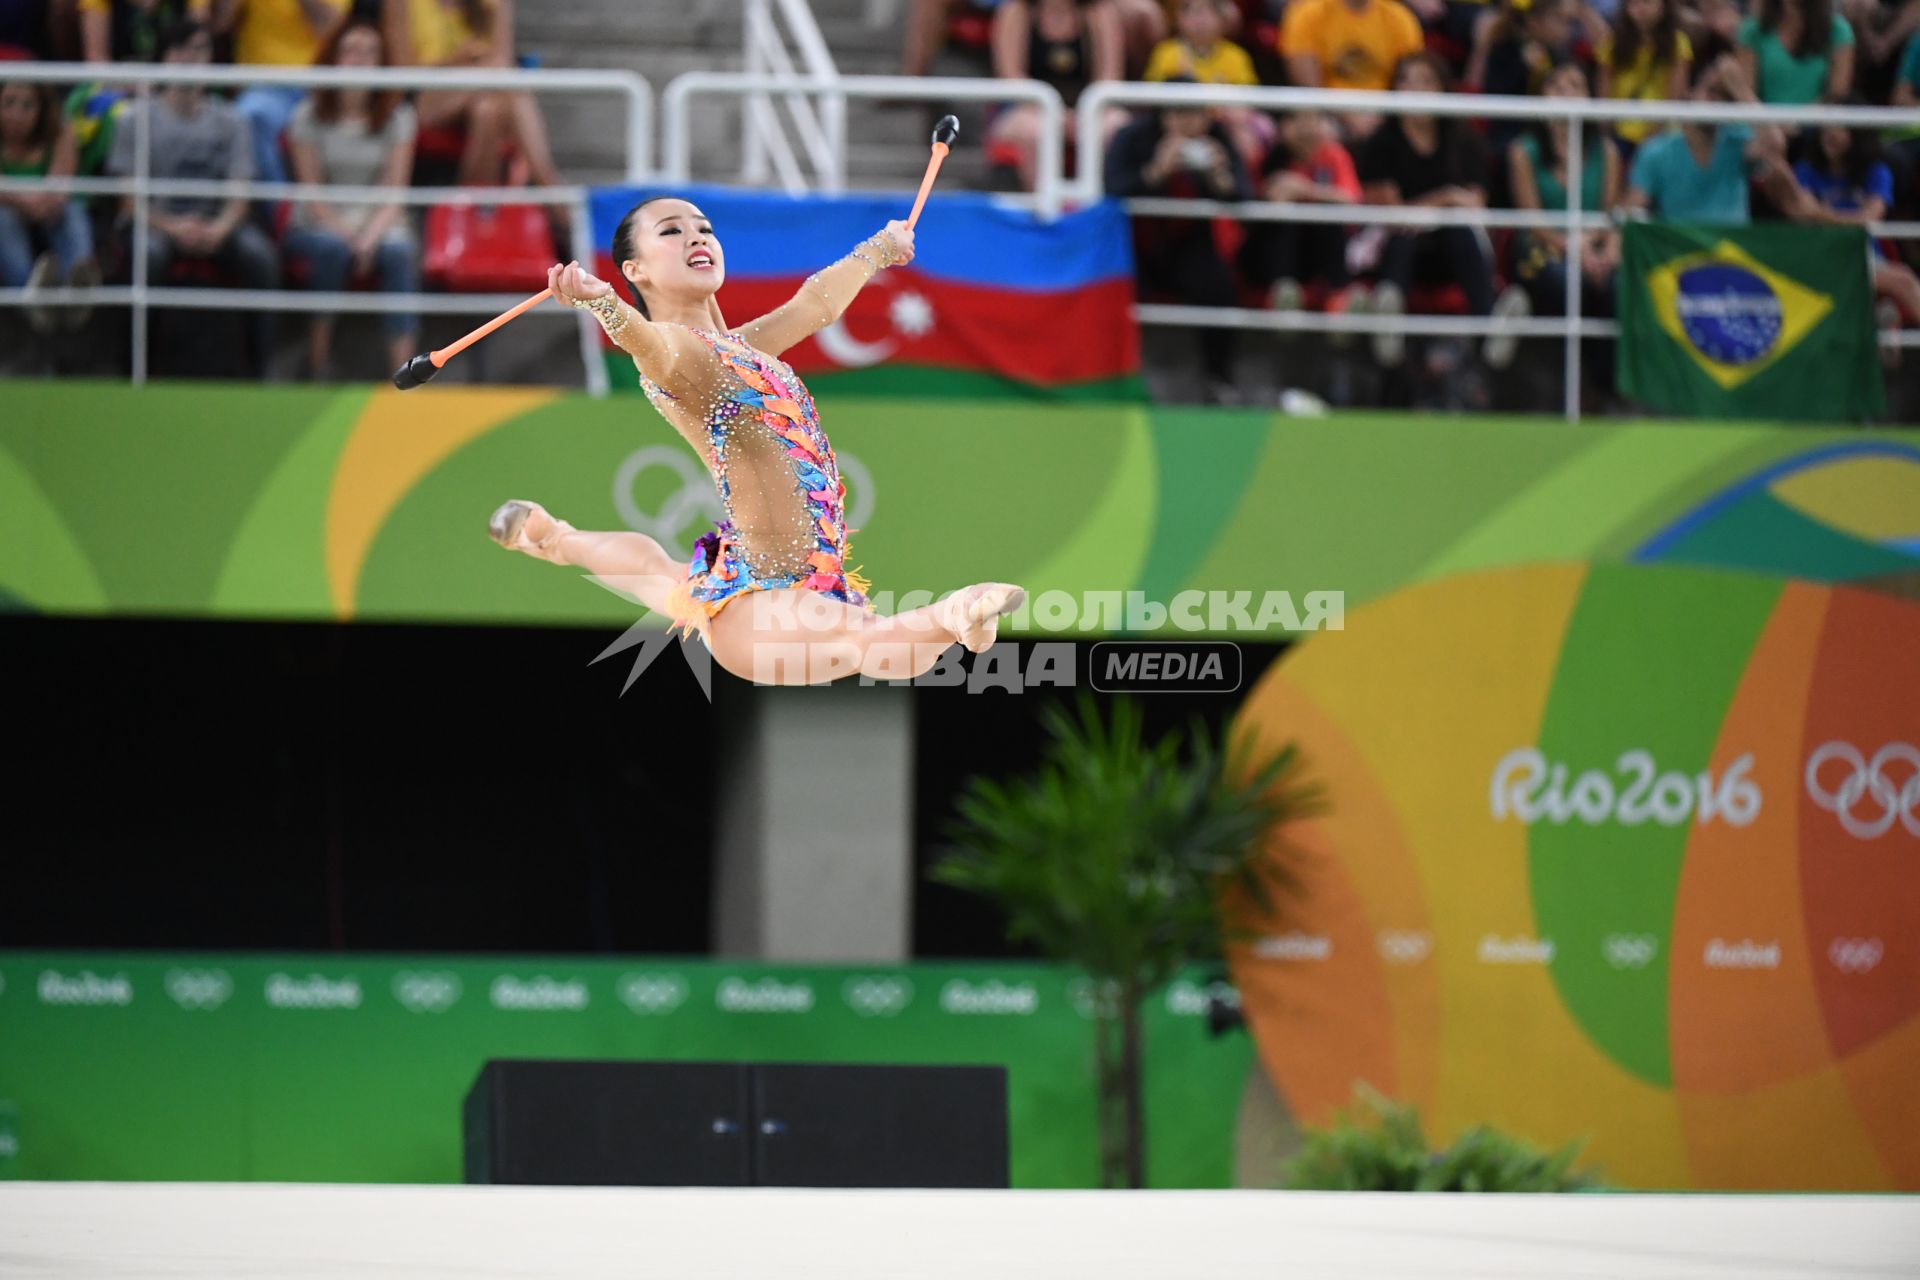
[[1280, 0, 1425, 92], [408, 0, 494, 65], [1143, 37, 1259, 85], [1599, 30, 1693, 142], [77, 0, 210, 16], [232, 0, 347, 66]]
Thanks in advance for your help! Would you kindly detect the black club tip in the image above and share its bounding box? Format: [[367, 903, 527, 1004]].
[[391, 353, 440, 391], [932, 114, 960, 147]]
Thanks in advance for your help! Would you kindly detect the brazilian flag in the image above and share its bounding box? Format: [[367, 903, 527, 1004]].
[[1618, 223, 1884, 422]]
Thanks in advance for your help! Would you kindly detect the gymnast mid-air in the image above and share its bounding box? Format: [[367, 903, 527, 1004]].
[[397, 119, 1024, 685]]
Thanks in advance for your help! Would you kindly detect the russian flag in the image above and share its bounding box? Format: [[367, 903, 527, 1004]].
[[587, 185, 1140, 399]]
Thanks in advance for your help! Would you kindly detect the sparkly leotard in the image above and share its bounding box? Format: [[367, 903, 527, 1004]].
[[639, 326, 871, 640]]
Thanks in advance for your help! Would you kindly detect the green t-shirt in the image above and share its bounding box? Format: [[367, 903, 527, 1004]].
[[1737, 13, 1853, 105], [1515, 132, 1607, 212], [0, 149, 50, 178], [1629, 126, 1755, 224]]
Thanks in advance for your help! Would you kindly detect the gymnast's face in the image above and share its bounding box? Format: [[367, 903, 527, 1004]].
[[621, 199, 725, 304]]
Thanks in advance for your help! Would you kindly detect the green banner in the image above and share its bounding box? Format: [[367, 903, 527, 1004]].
[[1618, 223, 1885, 422], [0, 381, 1913, 632], [0, 953, 1250, 1187]]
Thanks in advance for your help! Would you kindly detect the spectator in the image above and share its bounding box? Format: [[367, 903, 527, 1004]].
[[1737, 0, 1855, 102], [1280, 0, 1425, 91], [900, 0, 1002, 77], [1891, 23, 1920, 102], [211, 0, 350, 184], [283, 15, 418, 377], [107, 19, 279, 373], [1, 0, 56, 59], [988, 0, 1125, 192], [1145, 0, 1268, 158], [1787, 112, 1920, 364], [400, 0, 563, 189], [0, 81, 100, 331], [1239, 107, 1364, 310], [1145, 0, 1258, 82], [1357, 52, 1530, 368], [1684, 0, 1743, 78], [1621, 54, 1789, 221], [1508, 60, 1620, 320], [1466, 0, 1580, 97], [1894, 24, 1920, 205], [1847, 0, 1912, 100], [1597, 0, 1692, 151], [80, 0, 209, 62], [1104, 92, 1251, 400], [1466, 0, 1592, 159]]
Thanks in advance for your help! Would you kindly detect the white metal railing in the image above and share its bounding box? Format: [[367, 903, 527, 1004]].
[[1078, 81, 1920, 422], [1, 61, 653, 177], [743, 0, 845, 193], [4, 58, 1915, 418], [664, 72, 1067, 217], [0, 61, 653, 390]]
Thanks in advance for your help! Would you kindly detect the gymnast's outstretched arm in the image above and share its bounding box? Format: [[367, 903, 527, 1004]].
[[733, 220, 917, 357], [547, 261, 699, 388]]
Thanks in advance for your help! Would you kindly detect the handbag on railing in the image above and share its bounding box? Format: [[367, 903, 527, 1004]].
[[423, 202, 558, 292]]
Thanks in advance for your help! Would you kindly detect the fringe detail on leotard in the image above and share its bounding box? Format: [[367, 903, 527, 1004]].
[[843, 563, 873, 601], [662, 574, 716, 646]]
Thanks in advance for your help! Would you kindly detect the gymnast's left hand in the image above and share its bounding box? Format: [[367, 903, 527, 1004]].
[[548, 260, 611, 306], [878, 220, 915, 267]]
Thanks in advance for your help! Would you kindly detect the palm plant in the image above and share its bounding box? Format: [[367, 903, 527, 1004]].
[[934, 694, 1319, 1189]]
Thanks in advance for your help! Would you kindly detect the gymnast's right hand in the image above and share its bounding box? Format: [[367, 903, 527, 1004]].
[[548, 260, 611, 306]]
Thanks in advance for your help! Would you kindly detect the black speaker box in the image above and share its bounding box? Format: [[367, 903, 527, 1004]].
[[464, 1059, 1008, 1188], [464, 1060, 753, 1186]]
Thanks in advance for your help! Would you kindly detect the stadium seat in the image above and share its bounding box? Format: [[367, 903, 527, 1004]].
[[423, 203, 557, 292]]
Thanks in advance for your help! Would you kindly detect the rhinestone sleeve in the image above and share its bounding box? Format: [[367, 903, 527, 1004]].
[[732, 232, 897, 358]]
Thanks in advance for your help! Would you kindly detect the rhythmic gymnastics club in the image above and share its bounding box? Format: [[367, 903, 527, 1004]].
[[392, 287, 553, 390], [906, 115, 960, 232]]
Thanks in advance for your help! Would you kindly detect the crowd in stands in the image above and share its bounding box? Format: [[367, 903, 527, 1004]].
[[0, 0, 560, 378], [3, 0, 1917, 396], [912, 0, 1920, 398]]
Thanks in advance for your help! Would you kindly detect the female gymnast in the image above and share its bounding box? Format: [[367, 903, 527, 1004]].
[[488, 196, 1026, 685]]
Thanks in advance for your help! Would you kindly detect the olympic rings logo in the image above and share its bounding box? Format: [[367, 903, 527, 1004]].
[[1805, 742, 1920, 839], [1602, 935, 1659, 969], [165, 968, 233, 1011], [1068, 977, 1120, 1019], [1377, 930, 1432, 964], [613, 447, 877, 560], [841, 976, 913, 1017], [618, 973, 689, 1015], [392, 971, 462, 1014], [1827, 937, 1884, 974]]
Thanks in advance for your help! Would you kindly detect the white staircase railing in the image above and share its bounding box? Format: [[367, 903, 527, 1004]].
[[742, 0, 846, 193]]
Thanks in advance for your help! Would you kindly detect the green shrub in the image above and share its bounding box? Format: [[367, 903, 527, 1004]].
[[1285, 1085, 1602, 1192]]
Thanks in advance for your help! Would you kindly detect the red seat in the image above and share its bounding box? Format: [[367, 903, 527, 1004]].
[[1408, 284, 1469, 313], [415, 123, 468, 165], [423, 203, 556, 292], [947, 8, 993, 49]]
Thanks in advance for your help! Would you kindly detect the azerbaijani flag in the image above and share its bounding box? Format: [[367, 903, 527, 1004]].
[[587, 184, 1140, 399]]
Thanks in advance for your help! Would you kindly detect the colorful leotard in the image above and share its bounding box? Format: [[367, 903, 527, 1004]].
[[639, 326, 870, 641]]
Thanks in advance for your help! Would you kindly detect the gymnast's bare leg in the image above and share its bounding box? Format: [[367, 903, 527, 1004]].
[[489, 500, 682, 615], [491, 499, 1023, 685]]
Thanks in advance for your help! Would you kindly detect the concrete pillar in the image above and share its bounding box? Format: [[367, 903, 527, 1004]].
[[712, 681, 914, 961]]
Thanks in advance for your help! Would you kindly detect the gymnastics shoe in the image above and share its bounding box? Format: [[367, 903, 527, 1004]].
[[488, 500, 576, 564], [938, 583, 1027, 654]]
